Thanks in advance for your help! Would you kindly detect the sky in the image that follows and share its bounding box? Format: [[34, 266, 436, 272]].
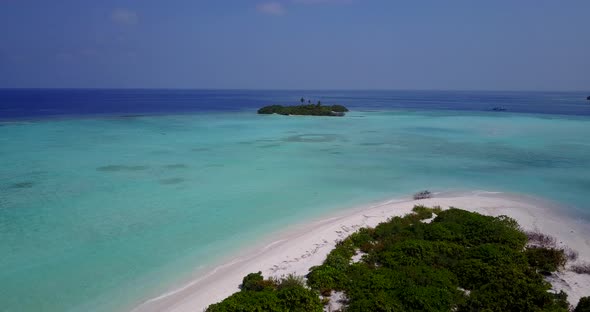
[[0, 0, 589, 90]]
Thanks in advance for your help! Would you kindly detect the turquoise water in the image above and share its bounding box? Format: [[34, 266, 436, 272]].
[[2, 110, 590, 311]]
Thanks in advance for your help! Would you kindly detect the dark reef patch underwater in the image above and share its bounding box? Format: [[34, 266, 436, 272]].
[[164, 164, 189, 169], [96, 165, 150, 172], [9, 181, 35, 189], [159, 178, 185, 185]]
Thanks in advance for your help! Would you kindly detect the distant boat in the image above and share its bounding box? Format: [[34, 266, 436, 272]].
[[491, 107, 507, 111], [586, 96, 590, 100]]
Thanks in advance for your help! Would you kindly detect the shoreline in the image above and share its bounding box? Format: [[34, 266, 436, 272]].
[[131, 191, 590, 312]]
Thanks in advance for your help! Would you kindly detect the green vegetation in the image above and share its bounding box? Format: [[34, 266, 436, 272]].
[[307, 207, 572, 311], [257, 104, 349, 116], [576, 297, 590, 312], [525, 247, 567, 273], [206, 273, 322, 312], [257, 99, 349, 116], [208, 206, 584, 311]]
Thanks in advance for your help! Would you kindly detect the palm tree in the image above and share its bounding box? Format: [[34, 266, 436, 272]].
[[300, 97, 305, 104]]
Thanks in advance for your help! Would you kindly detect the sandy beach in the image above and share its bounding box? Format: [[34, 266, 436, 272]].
[[131, 191, 590, 312]]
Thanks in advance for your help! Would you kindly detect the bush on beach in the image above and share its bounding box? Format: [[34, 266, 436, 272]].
[[306, 207, 570, 311], [525, 247, 567, 273], [565, 248, 580, 262], [412, 204, 442, 219], [207, 273, 322, 312], [576, 296, 590, 312], [526, 231, 557, 248], [571, 263, 590, 275], [240, 271, 268, 291], [208, 206, 579, 311]]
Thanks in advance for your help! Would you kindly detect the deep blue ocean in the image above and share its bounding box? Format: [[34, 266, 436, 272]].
[[1, 89, 589, 120], [1, 89, 590, 312]]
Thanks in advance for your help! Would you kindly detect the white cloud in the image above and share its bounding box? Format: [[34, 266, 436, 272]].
[[256, 2, 285, 15], [111, 8, 139, 25]]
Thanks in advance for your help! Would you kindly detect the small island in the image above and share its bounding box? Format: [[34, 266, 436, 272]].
[[258, 98, 349, 117]]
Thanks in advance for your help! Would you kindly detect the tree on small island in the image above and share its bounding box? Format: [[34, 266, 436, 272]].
[[300, 97, 305, 104], [257, 102, 349, 117]]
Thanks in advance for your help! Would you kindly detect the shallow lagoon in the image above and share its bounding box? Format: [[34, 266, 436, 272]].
[[1, 110, 590, 311]]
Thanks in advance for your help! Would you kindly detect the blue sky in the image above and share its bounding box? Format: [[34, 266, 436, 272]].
[[0, 0, 589, 90]]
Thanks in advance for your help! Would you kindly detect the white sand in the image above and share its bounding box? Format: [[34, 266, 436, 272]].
[[131, 191, 590, 312]]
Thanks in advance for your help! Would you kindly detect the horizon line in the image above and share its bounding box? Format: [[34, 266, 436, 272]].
[[0, 87, 588, 93]]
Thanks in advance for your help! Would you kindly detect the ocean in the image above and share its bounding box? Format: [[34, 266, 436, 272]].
[[1, 89, 590, 312]]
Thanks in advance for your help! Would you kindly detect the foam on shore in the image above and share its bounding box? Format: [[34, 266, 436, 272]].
[[131, 191, 590, 312]]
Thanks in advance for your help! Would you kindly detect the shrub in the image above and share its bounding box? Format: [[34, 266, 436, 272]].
[[575, 296, 590, 312], [525, 231, 557, 248], [453, 259, 496, 290], [459, 274, 565, 312], [525, 247, 567, 273], [467, 243, 528, 267], [349, 228, 374, 253], [412, 205, 436, 220], [208, 273, 322, 312], [277, 274, 305, 290], [411, 205, 442, 220], [431, 209, 527, 249], [344, 265, 462, 312], [309, 208, 567, 312], [206, 290, 283, 312], [565, 248, 579, 262], [554, 291, 572, 311], [307, 264, 348, 291], [571, 263, 590, 275], [329, 105, 349, 112], [210, 208, 570, 312], [240, 271, 275, 291], [276, 285, 323, 311]]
